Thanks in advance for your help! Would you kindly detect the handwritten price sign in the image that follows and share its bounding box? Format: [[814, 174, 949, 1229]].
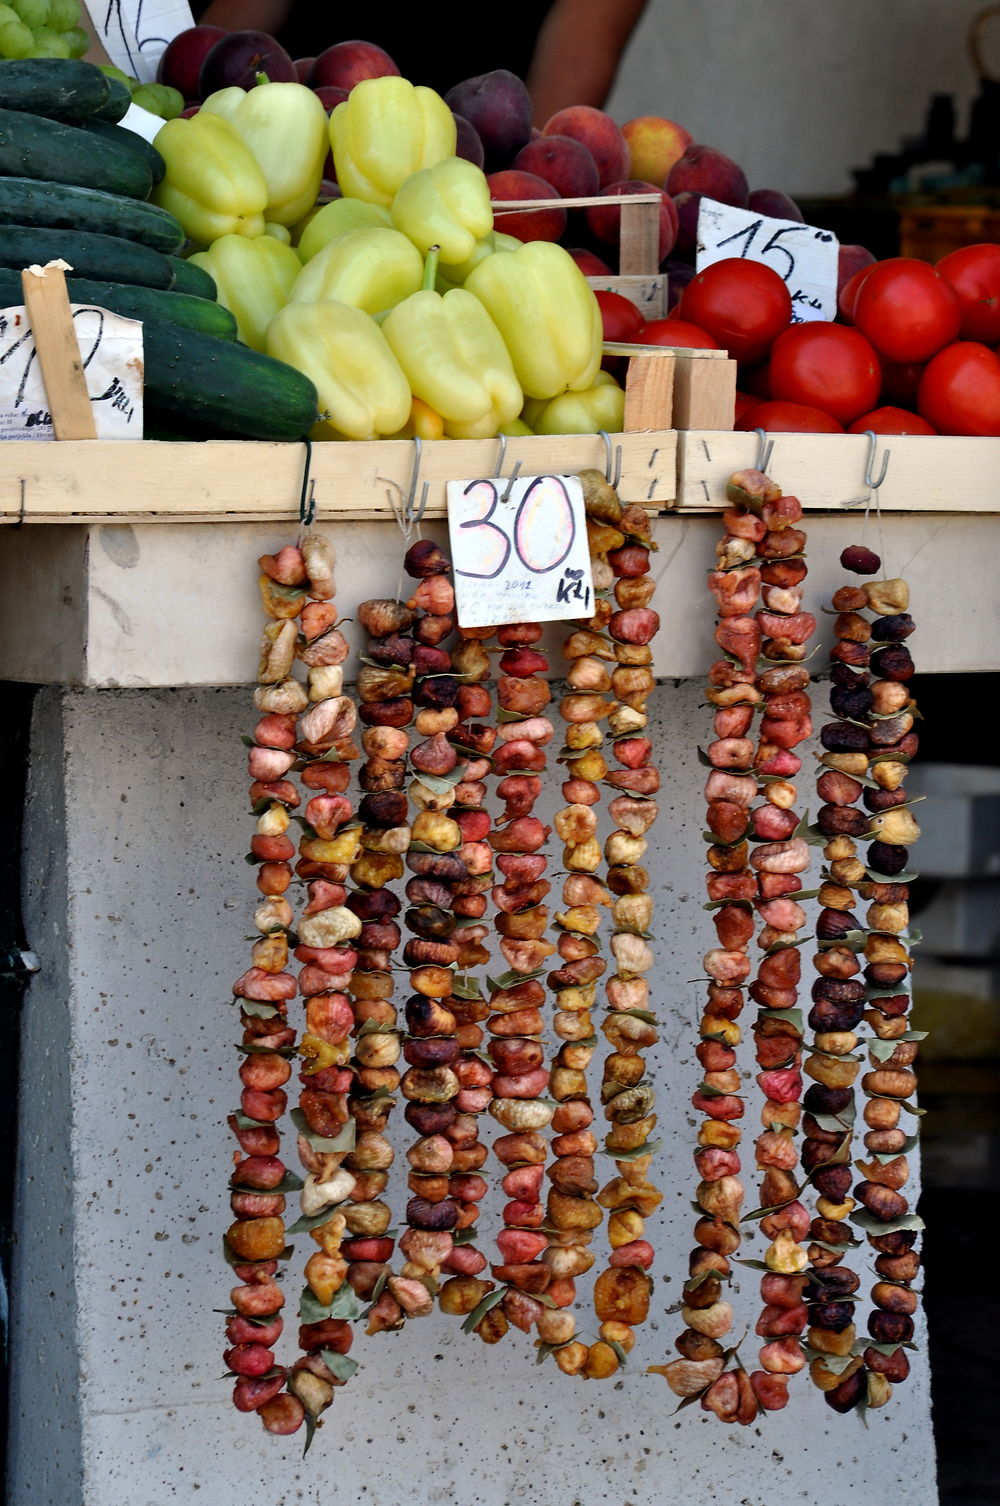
[[0, 304, 143, 441], [446, 473, 594, 629], [696, 197, 840, 322], [83, 0, 194, 82]]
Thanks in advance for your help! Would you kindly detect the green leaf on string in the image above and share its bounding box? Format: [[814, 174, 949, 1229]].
[[290, 1108, 356, 1154], [849, 1210, 925, 1235], [299, 1288, 333, 1324], [609, 1340, 630, 1367], [601, 1138, 662, 1161], [461, 1287, 505, 1334], [235, 1000, 281, 1021], [328, 1285, 363, 1320], [414, 766, 469, 796], [757, 1008, 804, 1033], [287, 1209, 339, 1236], [232, 1170, 304, 1195], [452, 975, 485, 1001], [321, 1349, 360, 1383], [302, 1412, 318, 1459]]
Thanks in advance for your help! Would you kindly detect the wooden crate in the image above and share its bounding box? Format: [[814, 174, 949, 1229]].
[[898, 202, 1000, 261]]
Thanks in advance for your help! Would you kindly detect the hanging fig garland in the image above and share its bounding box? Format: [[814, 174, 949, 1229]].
[[222, 453, 927, 1439]]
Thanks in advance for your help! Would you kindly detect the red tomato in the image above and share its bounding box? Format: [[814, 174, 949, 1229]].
[[594, 290, 645, 343], [734, 391, 760, 426], [936, 243, 1000, 344], [677, 257, 792, 364], [740, 360, 771, 398], [853, 256, 960, 364], [637, 318, 720, 349], [917, 341, 1000, 435], [847, 406, 936, 436], [734, 399, 844, 434], [837, 263, 874, 324], [768, 321, 881, 426], [878, 357, 925, 407]]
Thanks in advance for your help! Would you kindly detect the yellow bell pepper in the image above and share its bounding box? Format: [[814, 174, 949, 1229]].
[[266, 299, 412, 441], [263, 222, 293, 244], [199, 78, 328, 227], [436, 230, 520, 290], [329, 75, 456, 207], [289, 226, 424, 314], [526, 370, 626, 435], [382, 267, 523, 440], [390, 156, 493, 266], [189, 233, 302, 351], [295, 198, 392, 263], [152, 112, 268, 246], [464, 240, 603, 400]]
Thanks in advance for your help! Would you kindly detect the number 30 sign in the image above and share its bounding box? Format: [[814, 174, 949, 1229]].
[[446, 473, 594, 628]]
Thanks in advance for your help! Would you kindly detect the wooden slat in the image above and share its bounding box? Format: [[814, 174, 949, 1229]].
[[619, 196, 659, 276], [20, 264, 97, 440], [587, 274, 665, 319], [671, 358, 737, 431], [624, 352, 675, 432], [675, 429, 1000, 511], [0, 430, 678, 523]]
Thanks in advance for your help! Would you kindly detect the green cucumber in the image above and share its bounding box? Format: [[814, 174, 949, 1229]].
[[167, 257, 217, 300], [139, 319, 319, 441], [81, 116, 166, 186], [0, 266, 238, 340], [0, 106, 153, 200], [0, 59, 112, 123], [0, 177, 183, 253], [0, 225, 175, 290], [93, 76, 132, 124]]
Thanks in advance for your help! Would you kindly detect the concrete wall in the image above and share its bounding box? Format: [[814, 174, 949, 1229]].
[[6, 681, 937, 1506], [608, 0, 991, 196]]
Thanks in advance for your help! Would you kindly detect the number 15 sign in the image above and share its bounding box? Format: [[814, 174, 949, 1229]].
[[697, 196, 839, 322], [446, 473, 594, 629]]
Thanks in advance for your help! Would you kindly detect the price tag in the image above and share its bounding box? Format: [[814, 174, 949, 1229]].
[[0, 304, 143, 440], [82, 0, 194, 82], [119, 100, 169, 145], [696, 197, 839, 322], [446, 473, 594, 629]]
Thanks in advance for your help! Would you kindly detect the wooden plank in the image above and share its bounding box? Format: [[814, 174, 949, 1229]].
[[619, 196, 659, 276], [20, 264, 97, 440], [671, 357, 737, 431], [675, 429, 1000, 512], [624, 352, 675, 432], [587, 274, 665, 319], [0, 430, 678, 523]]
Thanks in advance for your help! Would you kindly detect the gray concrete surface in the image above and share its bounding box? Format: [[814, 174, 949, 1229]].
[[6, 680, 937, 1506]]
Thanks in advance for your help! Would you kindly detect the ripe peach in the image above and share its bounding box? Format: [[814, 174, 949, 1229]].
[[514, 134, 600, 197], [667, 144, 749, 208], [542, 105, 630, 187], [622, 114, 692, 186]]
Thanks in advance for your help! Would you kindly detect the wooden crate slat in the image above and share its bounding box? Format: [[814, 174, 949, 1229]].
[[675, 429, 1000, 511], [0, 430, 678, 523]]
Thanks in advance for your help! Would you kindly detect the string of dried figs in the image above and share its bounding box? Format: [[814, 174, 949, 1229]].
[[734, 471, 817, 1418], [433, 603, 503, 1325], [339, 587, 423, 1338], [653, 466, 809, 1419], [225, 533, 351, 1439], [800, 547, 884, 1410], [393, 540, 494, 1324], [477, 612, 560, 1346], [530, 471, 622, 1376], [819, 546, 922, 1413], [587, 484, 663, 1381]]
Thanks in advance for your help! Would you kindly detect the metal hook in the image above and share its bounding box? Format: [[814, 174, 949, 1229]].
[[298, 437, 316, 527], [754, 427, 773, 474], [597, 429, 623, 489], [862, 429, 891, 490], [493, 432, 508, 477], [403, 436, 430, 525], [500, 459, 523, 502]]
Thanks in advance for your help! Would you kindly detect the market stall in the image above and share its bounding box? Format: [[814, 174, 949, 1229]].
[[3, 25, 990, 1506]]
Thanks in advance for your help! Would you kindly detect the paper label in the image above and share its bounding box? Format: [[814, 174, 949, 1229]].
[[83, 0, 194, 82], [696, 197, 839, 322], [0, 304, 144, 440], [119, 100, 169, 145], [446, 473, 595, 628]]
